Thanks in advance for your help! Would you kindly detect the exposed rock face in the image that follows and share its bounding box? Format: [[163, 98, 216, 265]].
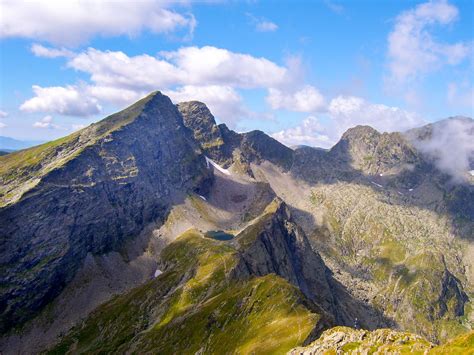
[[177, 101, 230, 164], [232, 200, 336, 316], [232, 199, 391, 331], [0, 92, 211, 333], [178, 101, 473, 342], [291, 125, 427, 187]]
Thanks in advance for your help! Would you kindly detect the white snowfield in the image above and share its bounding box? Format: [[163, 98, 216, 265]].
[[370, 181, 383, 188], [205, 156, 231, 175], [469, 170, 474, 176]]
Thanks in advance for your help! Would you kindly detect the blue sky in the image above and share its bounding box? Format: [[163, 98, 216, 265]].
[[0, 0, 472, 147]]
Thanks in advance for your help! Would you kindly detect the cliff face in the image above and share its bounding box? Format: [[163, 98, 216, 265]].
[[232, 200, 336, 315], [0, 92, 211, 333]]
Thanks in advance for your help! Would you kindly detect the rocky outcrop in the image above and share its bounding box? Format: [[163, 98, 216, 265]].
[[289, 326, 474, 354], [232, 199, 391, 331], [0, 92, 211, 333], [288, 326, 434, 354]]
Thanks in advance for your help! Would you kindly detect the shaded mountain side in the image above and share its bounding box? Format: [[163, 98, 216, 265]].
[[46, 200, 338, 354], [0, 163, 278, 354], [0, 92, 212, 334]]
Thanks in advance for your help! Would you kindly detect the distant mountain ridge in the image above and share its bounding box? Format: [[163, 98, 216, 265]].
[[0, 136, 44, 151]]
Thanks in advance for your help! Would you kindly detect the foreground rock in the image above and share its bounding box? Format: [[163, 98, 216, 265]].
[[289, 326, 474, 354]]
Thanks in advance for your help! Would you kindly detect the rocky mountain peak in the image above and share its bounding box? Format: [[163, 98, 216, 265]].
[[177, 101, 217, 128], [0, 92, 211, 333], [328, 125, 421, 177], [340, 125, 380, 141]]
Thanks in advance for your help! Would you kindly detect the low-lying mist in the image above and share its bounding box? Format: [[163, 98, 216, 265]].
[[409, 117, 474, 182]]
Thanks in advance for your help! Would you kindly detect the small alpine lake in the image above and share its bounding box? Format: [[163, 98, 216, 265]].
[[204, 230, 234, 241]]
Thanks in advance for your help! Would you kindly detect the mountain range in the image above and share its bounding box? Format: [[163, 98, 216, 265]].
[[0, 92, 473, 354]]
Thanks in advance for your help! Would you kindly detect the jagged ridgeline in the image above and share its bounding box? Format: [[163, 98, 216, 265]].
[[0, 91, 473, 354]]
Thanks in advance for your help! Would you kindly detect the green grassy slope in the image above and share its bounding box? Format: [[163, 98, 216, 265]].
[[48, 229, 323, 354]]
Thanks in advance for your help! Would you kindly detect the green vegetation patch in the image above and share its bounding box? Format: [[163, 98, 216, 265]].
[[48, 225, 322, 354]]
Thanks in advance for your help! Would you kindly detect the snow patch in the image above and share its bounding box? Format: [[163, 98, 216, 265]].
[[371, 181, 383, 188], [199, 195, 207, 201], [397, 191, 404, 196], [409, 188, 414, 192], [379, 173, 384, 177], [154, 269, 162, 278], [469, 170, 474, 176], [205, 156, 231, 175]]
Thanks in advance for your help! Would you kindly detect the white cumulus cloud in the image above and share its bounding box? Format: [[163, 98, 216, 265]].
[[21, 85, 102, 116], [272, 117, 332, 148], [33, 115, 59, 129], [0, 0, 196, 46], [31, 44, 74, 58], [21, 46, 304, 123], [328, 96, 425, 135], [412, 118, 474, 181], [387, 0, 470, 86], [267, 86, 326, 112]]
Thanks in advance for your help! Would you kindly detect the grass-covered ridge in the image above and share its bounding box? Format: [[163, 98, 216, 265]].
[[48, 227, 323, 354], [0, 92, 158, 207]]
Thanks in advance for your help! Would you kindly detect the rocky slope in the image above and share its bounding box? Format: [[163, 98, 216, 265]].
[[0, 92, 211, 334]]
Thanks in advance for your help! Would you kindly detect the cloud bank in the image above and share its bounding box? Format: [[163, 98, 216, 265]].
[[411, 117, 474, 181], [0, 0, 196, 46]]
